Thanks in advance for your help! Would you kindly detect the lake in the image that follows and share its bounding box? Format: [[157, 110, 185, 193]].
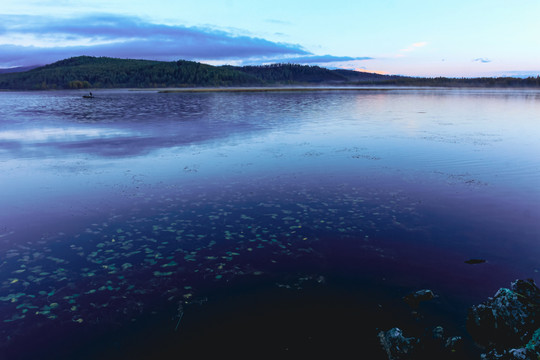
[[0, 88, 539, 359]]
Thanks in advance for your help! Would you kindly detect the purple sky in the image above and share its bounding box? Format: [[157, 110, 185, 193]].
[[2, 1, 540, 77]]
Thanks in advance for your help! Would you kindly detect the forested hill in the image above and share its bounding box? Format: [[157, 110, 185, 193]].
[[0, 56, 538, 90], [0, 57, 260, 90], [0, 56, 394, 90], [226, 64, 393, 83]]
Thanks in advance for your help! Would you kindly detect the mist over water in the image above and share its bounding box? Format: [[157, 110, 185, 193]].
[[1, 88, 539, 358]]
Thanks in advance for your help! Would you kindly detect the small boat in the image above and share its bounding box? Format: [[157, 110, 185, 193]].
[[82, 92, 94, 99]]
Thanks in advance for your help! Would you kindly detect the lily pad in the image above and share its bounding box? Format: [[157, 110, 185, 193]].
[[465, 258, 486, 265], [153, 271, 173, 277]]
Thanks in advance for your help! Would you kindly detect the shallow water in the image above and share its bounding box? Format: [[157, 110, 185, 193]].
[[0, 88, 539, 358]]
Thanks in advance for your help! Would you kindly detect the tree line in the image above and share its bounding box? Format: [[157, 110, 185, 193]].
[[0, 56, 538, 90]]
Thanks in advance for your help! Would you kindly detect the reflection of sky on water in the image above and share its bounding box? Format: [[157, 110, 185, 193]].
[[0, 127, 133, 141], [0, 89, 539, 359], [1, 89, 539, 234]]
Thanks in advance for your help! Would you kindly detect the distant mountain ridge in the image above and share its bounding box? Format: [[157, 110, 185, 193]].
[[0, 56, 538, 90], [227, 63, 394, 83], [0, 65, 42, 74], [0, 56, 397, 90]]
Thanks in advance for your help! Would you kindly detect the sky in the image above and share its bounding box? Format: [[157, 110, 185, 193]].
[[1, 0, 540, 77]]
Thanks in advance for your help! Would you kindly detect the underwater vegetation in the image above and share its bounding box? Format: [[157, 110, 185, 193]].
[[1, 89, 539, 358], [0, 179, 425, 356]]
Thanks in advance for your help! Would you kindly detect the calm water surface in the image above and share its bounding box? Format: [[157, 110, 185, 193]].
[[0, 89, 539, 358]]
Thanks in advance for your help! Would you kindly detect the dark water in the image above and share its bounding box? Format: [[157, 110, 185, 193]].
[[0, 88, 539, 358]]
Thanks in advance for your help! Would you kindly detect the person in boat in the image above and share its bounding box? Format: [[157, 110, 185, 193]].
[[89, 92, 93, 97]]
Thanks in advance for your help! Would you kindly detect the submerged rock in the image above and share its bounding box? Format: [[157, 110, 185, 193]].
[[467, 279, 540, 359], [481, 347, 538, 360], [378, 327, 419, 360], [379, 325, 462, 360], [426, 325, 463, 354], [444, 336, 462, 350], [465, 259, 486, 265], [403, 289, 436, 308], [432, 325, 445, 341]]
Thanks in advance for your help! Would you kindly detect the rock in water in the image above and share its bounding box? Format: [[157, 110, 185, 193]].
[[467, 279, 540, 359], [403, 289, 436, 308], [425, 325, 463, 356], [444, 336, 462, 352], [481, 347, 538, 360], [465, 259, 486, 264], [432, 326, 445, 341], [378, 327, 419, 360]]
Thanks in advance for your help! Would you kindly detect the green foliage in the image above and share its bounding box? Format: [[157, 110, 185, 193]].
[[0, 56, 260, 90], [362, 75, 540, 88], [68, 80, 91, 89], [0, 56, 538, 90], [229, 63, 348, 83]]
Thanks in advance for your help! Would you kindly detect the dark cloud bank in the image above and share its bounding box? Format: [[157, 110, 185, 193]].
[[0, 14, 312, 67]]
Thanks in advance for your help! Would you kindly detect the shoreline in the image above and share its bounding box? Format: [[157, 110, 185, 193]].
[[153, 86, 540, 93], [2, 85, 540, 93], [157, 86, 396, 93]]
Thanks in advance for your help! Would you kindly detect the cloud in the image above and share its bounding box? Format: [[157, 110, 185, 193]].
[[473, 58, 492, 63], [0, 14, 309, 67], [393, 41, 428, 58], [276, 55, 374, 64], [400, 41, 428, 53], [243, 54, 373, 66]]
